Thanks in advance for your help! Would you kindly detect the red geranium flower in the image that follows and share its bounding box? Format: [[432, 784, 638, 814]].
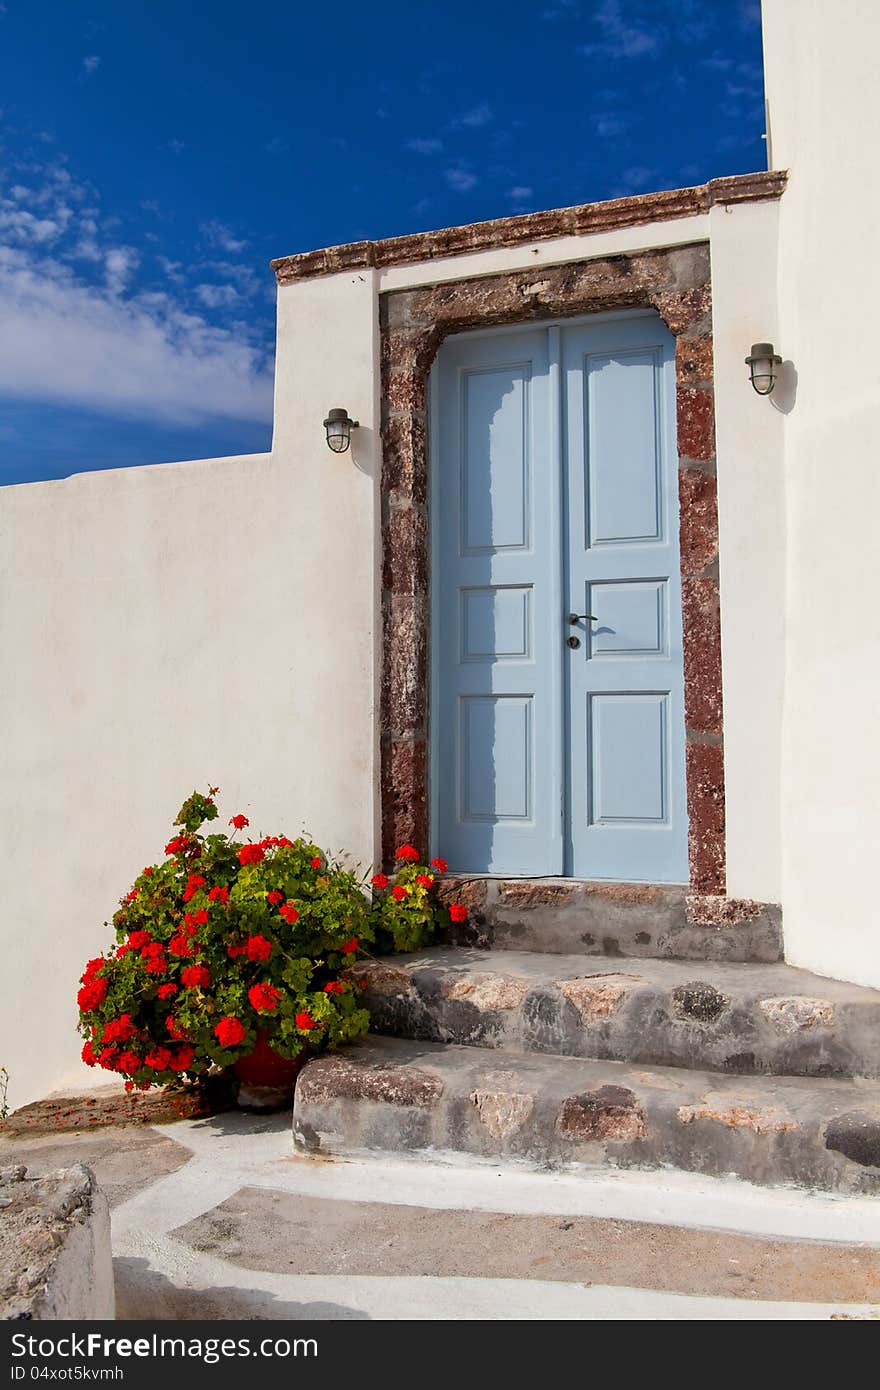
[[395, 844, 420, 862], [144, 957, 168, 976], [157, 983, 177, 1000], [181, 964, 211, 989], [144, 1046, 173, 1072], [429, 857, 448, 874], [248, 983, 281, 1013], [266, 890, 284, 905], [98, 1046, 117, 1069], [77, 978, 107, 1011], [142, 866, 153, 876], [166, 1016, 188, 1040], [171, 1045, 195, 1071], [125, 888, 138, 902], [226, 941, 246, 958], [276, 836, 294, 849], [340, 937, 359, 954], [238, 844, 265, 866], [127, 930, 152, 950], [191, 908, 209, 926], [103, 1014, 136, 1044], [81, 957, 105, 981], [310, 856, 322, 869], [115, 943, 132, 958], [214, 1016, 246, 1047], [245, 934, 272, 962], [324, 980, 345, 994], [140, 941, 164, 959], [448, 903, 468, 922], [370, 873, 388, 889], [278, 901, 298, 925], [208, 885, 229, 904], [165, 834, 189, 856], [168, 934, 193, 958], [183, 875, 206, 902], [229, 814, 249, 830], [115, 1050, 142, 1075], [81, 1041, 97, 1067], [392, 885, 409, 902], [415, 874, 434, 888], [295, 1011, 316, 1031]]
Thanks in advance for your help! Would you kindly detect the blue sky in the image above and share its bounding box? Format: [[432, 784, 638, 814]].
[[0, 0, 765, 486]]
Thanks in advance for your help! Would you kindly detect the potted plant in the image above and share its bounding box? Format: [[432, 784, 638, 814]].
[[76, 789, 465, 1109]]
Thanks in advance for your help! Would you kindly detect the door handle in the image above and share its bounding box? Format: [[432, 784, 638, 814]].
[[568, 612, 597, 624]]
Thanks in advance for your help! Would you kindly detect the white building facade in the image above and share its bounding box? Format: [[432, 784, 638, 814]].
[[2, 0, 878, 1107]]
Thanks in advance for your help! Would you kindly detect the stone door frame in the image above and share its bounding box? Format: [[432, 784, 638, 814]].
[[379, 243, 724, 893]]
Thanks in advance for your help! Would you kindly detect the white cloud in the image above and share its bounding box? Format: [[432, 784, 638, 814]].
[[445, 167, 478, 193], [0, 248, 272, 425], [82, 54, 101, 78], [104, 245, 140, 294], [0, 156, 272, 427], [406, 137, 444, 155], [579, 0, 665, 60], [451, 101, 493, 129], [200, 219, 248, 254], [591, 111, 631, 139], [194, 282, 240, 309]]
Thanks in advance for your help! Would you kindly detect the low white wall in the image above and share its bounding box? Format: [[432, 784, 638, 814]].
[[1, 269, 381, 1109], [764, 0, 880, 987]]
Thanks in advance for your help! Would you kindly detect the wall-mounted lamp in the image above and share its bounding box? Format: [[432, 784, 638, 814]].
[[745, 343, 782, 396], [323, 407, 359, 453]]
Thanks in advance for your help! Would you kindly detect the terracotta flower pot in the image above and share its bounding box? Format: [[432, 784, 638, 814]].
[[233, 1030, 307, 1111]]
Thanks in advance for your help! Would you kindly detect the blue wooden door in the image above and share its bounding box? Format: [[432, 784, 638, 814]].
[[431, 311, 687, 882]]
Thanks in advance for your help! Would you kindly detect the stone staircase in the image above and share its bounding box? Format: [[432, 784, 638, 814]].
[[292, 889, 880, 1193]]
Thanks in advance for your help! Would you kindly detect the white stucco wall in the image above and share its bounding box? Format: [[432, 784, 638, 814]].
[[763, 0, 880, 986], [2, 202, 795, 1108], [709, 198, 784, 903], [1, 269, 381, 1109]]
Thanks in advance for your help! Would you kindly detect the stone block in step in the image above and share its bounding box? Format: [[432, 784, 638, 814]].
[[347, 949, 880, 1080], [293, 1035, 880, 1195]]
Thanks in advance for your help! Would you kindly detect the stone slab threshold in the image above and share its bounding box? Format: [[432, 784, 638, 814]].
[[293, 1036, 880, 1195], [348, 948, 880, 1080], [433, 877, 783, 962]]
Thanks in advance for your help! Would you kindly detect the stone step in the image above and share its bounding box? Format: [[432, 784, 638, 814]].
[[348, 949, 880, 1079], [435, 877, 783, 963], [293, 1035, 880, 1194]]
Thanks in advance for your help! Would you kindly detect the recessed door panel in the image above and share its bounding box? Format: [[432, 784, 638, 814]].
[[589, 693, 668, 824], [461, 366, 530, 553], [460, 696, 532, 821], [586, 349, 662, 546], [460, 586, 532, 663]]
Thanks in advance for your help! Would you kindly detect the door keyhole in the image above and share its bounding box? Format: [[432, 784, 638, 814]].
[[566, 634, 581, 649]]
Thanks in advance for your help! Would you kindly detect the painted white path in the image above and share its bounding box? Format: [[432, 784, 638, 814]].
[[109, 1113, 880, 1321]]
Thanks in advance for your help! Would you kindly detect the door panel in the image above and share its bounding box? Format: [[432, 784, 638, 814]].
[[433, 329, 563, 875], [431, 312, 687, 883], [563, 317, 687, 881]]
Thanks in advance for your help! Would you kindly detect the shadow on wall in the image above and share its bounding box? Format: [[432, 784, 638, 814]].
[[771, 360, 798, 416]]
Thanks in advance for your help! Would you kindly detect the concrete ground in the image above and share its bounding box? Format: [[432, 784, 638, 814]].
[[3, 1108, 880, 1320]]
